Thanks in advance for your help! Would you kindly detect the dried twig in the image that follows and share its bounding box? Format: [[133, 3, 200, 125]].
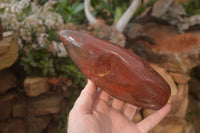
[[84, 0, 140, 33], [116, 0, 140, 32], [84, 0, 97, 24]]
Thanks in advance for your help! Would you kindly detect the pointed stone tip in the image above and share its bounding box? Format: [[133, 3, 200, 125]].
[[59, 30, 87, 49], [59, 30, 75, 45], [59, 30, 71, 40], [59, 30, 82, 40]]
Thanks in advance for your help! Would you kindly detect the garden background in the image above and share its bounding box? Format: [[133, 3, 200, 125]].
[[0, 0, 200, 133]]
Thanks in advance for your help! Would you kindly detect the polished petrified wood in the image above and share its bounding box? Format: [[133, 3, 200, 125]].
[[59, 30, 171, 110]]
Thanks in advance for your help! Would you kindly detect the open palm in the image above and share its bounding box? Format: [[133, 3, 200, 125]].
[[68, 80, 171, 133]]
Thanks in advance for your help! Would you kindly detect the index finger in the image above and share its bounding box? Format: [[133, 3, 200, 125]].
[[73, 79, 98, 114]]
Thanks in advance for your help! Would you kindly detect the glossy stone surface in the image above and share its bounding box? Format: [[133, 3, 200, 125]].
[[59, 30, 171, 110]]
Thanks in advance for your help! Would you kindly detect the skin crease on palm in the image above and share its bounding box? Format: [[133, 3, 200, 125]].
[[68, 80, 171, 133]]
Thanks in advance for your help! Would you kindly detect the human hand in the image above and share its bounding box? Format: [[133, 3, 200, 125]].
[[67, 80, 171, 133]]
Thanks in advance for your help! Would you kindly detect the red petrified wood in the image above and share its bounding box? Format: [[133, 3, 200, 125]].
[[59, 30, 171, 110]]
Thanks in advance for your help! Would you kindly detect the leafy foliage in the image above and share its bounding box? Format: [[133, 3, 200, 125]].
[[1, 0, 86, 87], [16, 45, 86, 87], [183, 0, 200, 17], [54, 0, 85, 24], [133, 0, 158, 18], [90, 0, 131, 23], [89, 0, 158, 23]]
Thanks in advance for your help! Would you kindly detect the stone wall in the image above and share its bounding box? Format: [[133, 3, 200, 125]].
[[0, 73, 70, 133], [0, 32, 70, 133]]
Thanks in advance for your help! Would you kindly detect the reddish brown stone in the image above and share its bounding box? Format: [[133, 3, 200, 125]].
[[60, 30, 171, 110], [169, 84, 188, 118], [36, 116, 50, 132], [150, 117, 187, 133], [169, 72, 190, 84], [0, 69, 16, 94], [13, 96, 63, 117], [0, 102, 12, 121], [134, 23, 200, 74], [0, 93, 18, 121], [150, 33, 199, 53], [13, 104, 26, 118], [0, 35, 18, 70], [24, 77, 51, 96], [34, 96, 63, 116], [143, 109, 155, 117], [0, 119, 26, 133], [133, 112, 142, 123]]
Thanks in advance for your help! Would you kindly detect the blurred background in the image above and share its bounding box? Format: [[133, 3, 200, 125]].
[[0, 0, 200, 133]]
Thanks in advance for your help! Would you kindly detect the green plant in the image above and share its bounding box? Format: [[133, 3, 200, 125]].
[[19, 46, 56, 76], [1, 0, 86, 87], [54, 56, 86, 87], [54, 0, 85, 24], [90, 0, 131, 23], [133, 0, 158, 18], [183, 0, 200, 17], [17, 45, 86, 87], [87, 0, 158, 24]]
